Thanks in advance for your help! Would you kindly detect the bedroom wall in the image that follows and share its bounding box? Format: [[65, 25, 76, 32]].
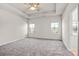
[[28, 16, 62, 40], [0, 9, 28, 46], [62, 4, 78, 55]]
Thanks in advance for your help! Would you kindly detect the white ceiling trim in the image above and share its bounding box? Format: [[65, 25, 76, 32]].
[[0, 3, 68, 20]]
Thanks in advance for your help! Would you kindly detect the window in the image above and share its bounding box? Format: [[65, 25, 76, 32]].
[[72, 7, 78, 35], [29, 24, 35, 33], [51, 22, 59, 33]]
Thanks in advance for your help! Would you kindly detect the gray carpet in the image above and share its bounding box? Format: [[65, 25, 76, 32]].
[[0, 38, 73, 56]]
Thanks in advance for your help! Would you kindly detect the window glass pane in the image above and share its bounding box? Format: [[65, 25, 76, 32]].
[[29, 24, 35, 33], [72, 7, 78, 35], [51, 22, 59, 33]]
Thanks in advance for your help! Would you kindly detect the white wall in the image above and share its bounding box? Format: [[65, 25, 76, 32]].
[[0, 9, 28, 46], [28, 16, 62, 40], [62, 4, 78, 55]]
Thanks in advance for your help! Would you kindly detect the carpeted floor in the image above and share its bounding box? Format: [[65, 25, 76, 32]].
[[0, 38, 73, 56]]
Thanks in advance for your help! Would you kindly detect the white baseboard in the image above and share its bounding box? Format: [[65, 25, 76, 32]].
[[62, 40, 73, 55], [27, 37, 62, 41], [0, 36, 26, 46]]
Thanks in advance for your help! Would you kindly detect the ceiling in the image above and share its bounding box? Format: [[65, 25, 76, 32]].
[[9, 3, 68, 19], [0, 3, 68, 19]]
